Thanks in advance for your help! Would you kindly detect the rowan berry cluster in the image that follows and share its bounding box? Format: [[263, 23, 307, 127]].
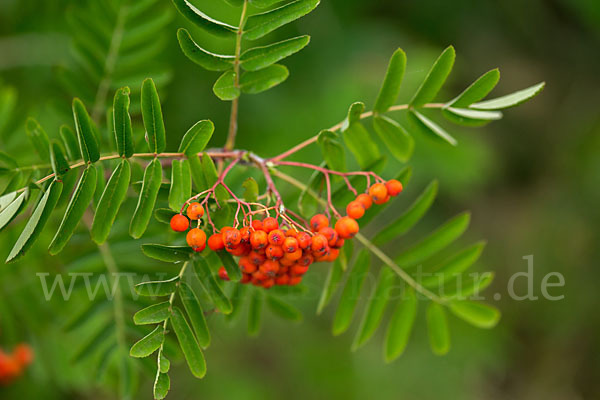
[[169, 179, 403, 289], [0, 343, 33, 385]]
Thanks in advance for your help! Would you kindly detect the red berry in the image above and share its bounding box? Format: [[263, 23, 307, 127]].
[[346, 200, 365, 219], [335, 217, 359, 239], [296, 232, 312, 249], [262, 217, 279, 232], [186, 228, 207, 248], [356, 193, 373, 210], [186, 202, 204, 220], [369, 183, 388, 205], [208, 233, 225, 251], [283, 237, 299, 253], [310, 214, 329, 232], [267, 229, 285, 246], [385, 179, 403, 196], [218, 266, 229, 281], [250, 230, 268, 249], [222, 228, 242, 248], [170, 214, 189, 232]]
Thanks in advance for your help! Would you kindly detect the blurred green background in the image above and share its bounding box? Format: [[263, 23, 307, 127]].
[[1, 0, 599, 399]]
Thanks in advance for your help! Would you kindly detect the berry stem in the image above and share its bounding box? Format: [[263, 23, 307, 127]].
[[269, 102, 445, 162]]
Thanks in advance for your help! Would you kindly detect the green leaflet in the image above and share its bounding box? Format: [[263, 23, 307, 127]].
[[332, 250, 371, 336], [141, 78, 166, 154], [317, 258, 344, 315], [72, 99, 100, 163], [113, 87, 134, 158], [394, 212, 470, 269], [374, 48, 407, 114], [159, 349, 170, 373], [169, 159, 192, 211], [135, 276, 180, 297], [177, 28, 234, 71], [408, 110, 457, 146], [50, 140, 70, 178], [421, 241, 486, 288], [56, 168, 78, 206], [240, 64, 289, 94], [188, 154, 208, 192], [247, 289, 264, 336], [91, 159, 131, 244], [442, 272, 494, 300], [244, 0, 320, 41], [241, 35, 310, 71], [0, 190, 27, 231], [448, 300, 500, 329], [130, 158, 163, 239], [384, 287, 417, 362], [0, 191, 17, 212], [373, 180, 438, 245], [372, 115, 414, 162], [441, 107, 503, 127], [154, 208, 178, 224], [352, 268, 397, 351], [133, 302, 171, 325], [266, 295, 302, 322], [410, 45, 455, 107], [93, 162, 106, 207], [447, 68, 500, 107], [217, 251, 243, 282], [49, 165, 97, 255], [317, 130, 346, 172], [249, 0, 284, 8], [471, 82, 546, 110], [170, 306, 207, 379], [141, 244, 195, 263], [171, 0, 237, 38], [213, 71, 240, 101], [242, 177, 259, 203], [342, 103, 380, 169], [6, 180, 62, 262], [178, 120, 215, 156], [154, 371, 170, 400], [426, 302, 450, 355], [130, 326, 164, 358], [59, 125, 81, 161], [193, 257, 233, 314], [179, 282, 211, 348], [25, 118, 50, 161]]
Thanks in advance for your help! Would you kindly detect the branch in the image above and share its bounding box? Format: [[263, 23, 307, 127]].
[[269, 103, 445, 162]]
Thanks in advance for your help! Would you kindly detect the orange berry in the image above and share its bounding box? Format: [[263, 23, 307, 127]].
[[223, 228, 241, 248], [239, 226, 251, 243], [296, 232, 311, 249], [170, 214, 189, 232], [186, 228, 207, 248], [369, 183, 388, 204], [310, 214, 329, 232], [262, 278, 275, 289], [298, 253, 314, 267], [283, 248, 303, 262], [346, 201, 365, 219], [275, 275, 290, 285], [260, 260, 280, 276], [290, 264, 309, 276], [266, 244, 284, 260], [227, 244, 250, 257], [239, 257, 257, 274], [356, 193, 373, 210], [208, 233, 225, 251], [253, 270, 268, 281], [250, 230, 268, 249], [248, 251, 266, 265], [311, 233, 329, 253], [280, 257, 296, 267], [186, 202, 204, 220], [332, 238, 345, 248], [385, 179, 403, 196], [283, 237, 299, 253], [285, 228, 298, 237], [218, 266, 229, 281], [268, 229, 285, 246], [12, 344, 33, 367], [288, 276, 302, 286], [335, 217, 359, 239], [251, 219, 263, 231], [262, 217, 279, 232], [319, 227, 339, 247], [241, 273, 252, 284]]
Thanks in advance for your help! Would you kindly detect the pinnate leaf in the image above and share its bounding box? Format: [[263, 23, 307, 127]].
[[410, 45, 455, 107], [426, 302, 450, 355], [372, 115, 414, 162], [113, 87, 134, 158], [168, 159, 192, 211], [171, 0, 237, 37], [447, 68, 500, 107], [133, 302, 171, 325], [178, 120, 215, 156], [240, 64, 289, 94], [141, 78, 166, 154], [141, 244, 195, 263], [471, 82, 545, 110], [130, 326, 164, 358], [135, 276, 180, 297], [448, 300, 500, 329], [72, 99, 100, 163], [213, 71, 240, 101]]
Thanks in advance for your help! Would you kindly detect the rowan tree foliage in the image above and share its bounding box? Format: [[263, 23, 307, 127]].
[[0, 0, 544, 398]]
